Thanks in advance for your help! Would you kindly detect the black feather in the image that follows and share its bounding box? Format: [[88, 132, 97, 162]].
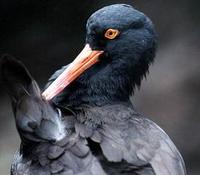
[[0, 54, 35, 101], [1, 56, 106, 174], [44, 4, 186, 175]]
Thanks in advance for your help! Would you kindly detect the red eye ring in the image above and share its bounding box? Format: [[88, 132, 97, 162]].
[[104, 29, 120, 39]]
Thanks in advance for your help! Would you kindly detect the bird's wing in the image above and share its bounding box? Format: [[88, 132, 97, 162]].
[[148, 123, 186, 175], [97, 117, 186, 175], [58, 136, 107, 175], [76, 106, 186, 175], [0, 54, 39, 101], [0, 55, 66, 143], [11, 134, 107, 175], [0, 56, 106, 175]]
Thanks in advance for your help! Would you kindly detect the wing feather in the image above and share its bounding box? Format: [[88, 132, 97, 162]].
[[83, 109, 187, 175]]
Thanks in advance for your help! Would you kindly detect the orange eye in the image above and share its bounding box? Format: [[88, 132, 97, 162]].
[[104, 29, 120, 40]]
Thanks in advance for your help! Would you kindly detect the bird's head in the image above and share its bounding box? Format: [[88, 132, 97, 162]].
[[43, 4, 157, 106], [86, 4, 157, 86], [87, 4, 157, 61]]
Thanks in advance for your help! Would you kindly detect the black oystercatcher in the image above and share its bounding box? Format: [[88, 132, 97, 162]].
[[43, 4, 186, 175]]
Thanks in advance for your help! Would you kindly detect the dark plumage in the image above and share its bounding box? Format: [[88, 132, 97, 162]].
[[46, 4, 186, 175], [0, 55, 106, 175], [47, 4, 157, 108]]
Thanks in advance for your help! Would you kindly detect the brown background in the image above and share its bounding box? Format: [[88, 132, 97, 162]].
[[0, 0, 200, 174]]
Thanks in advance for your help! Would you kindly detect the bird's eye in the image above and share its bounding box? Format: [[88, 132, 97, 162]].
[[104, 29, 120, 40]]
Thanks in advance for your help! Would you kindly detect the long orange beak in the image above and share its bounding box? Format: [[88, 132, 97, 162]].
[[42, 44, 103, 101]]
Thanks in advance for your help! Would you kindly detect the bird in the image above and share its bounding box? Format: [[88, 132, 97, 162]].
[[0, 55, 106, 175], [43, 4, 187, 175]]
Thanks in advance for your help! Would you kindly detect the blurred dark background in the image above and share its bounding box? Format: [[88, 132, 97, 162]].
[[0, 0, 200, 174]]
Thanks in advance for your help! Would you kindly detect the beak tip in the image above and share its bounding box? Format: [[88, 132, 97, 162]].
[[42, 45, 104, 100]]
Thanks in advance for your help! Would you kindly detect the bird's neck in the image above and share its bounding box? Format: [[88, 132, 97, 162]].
[[53, 62, 137, 108]]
